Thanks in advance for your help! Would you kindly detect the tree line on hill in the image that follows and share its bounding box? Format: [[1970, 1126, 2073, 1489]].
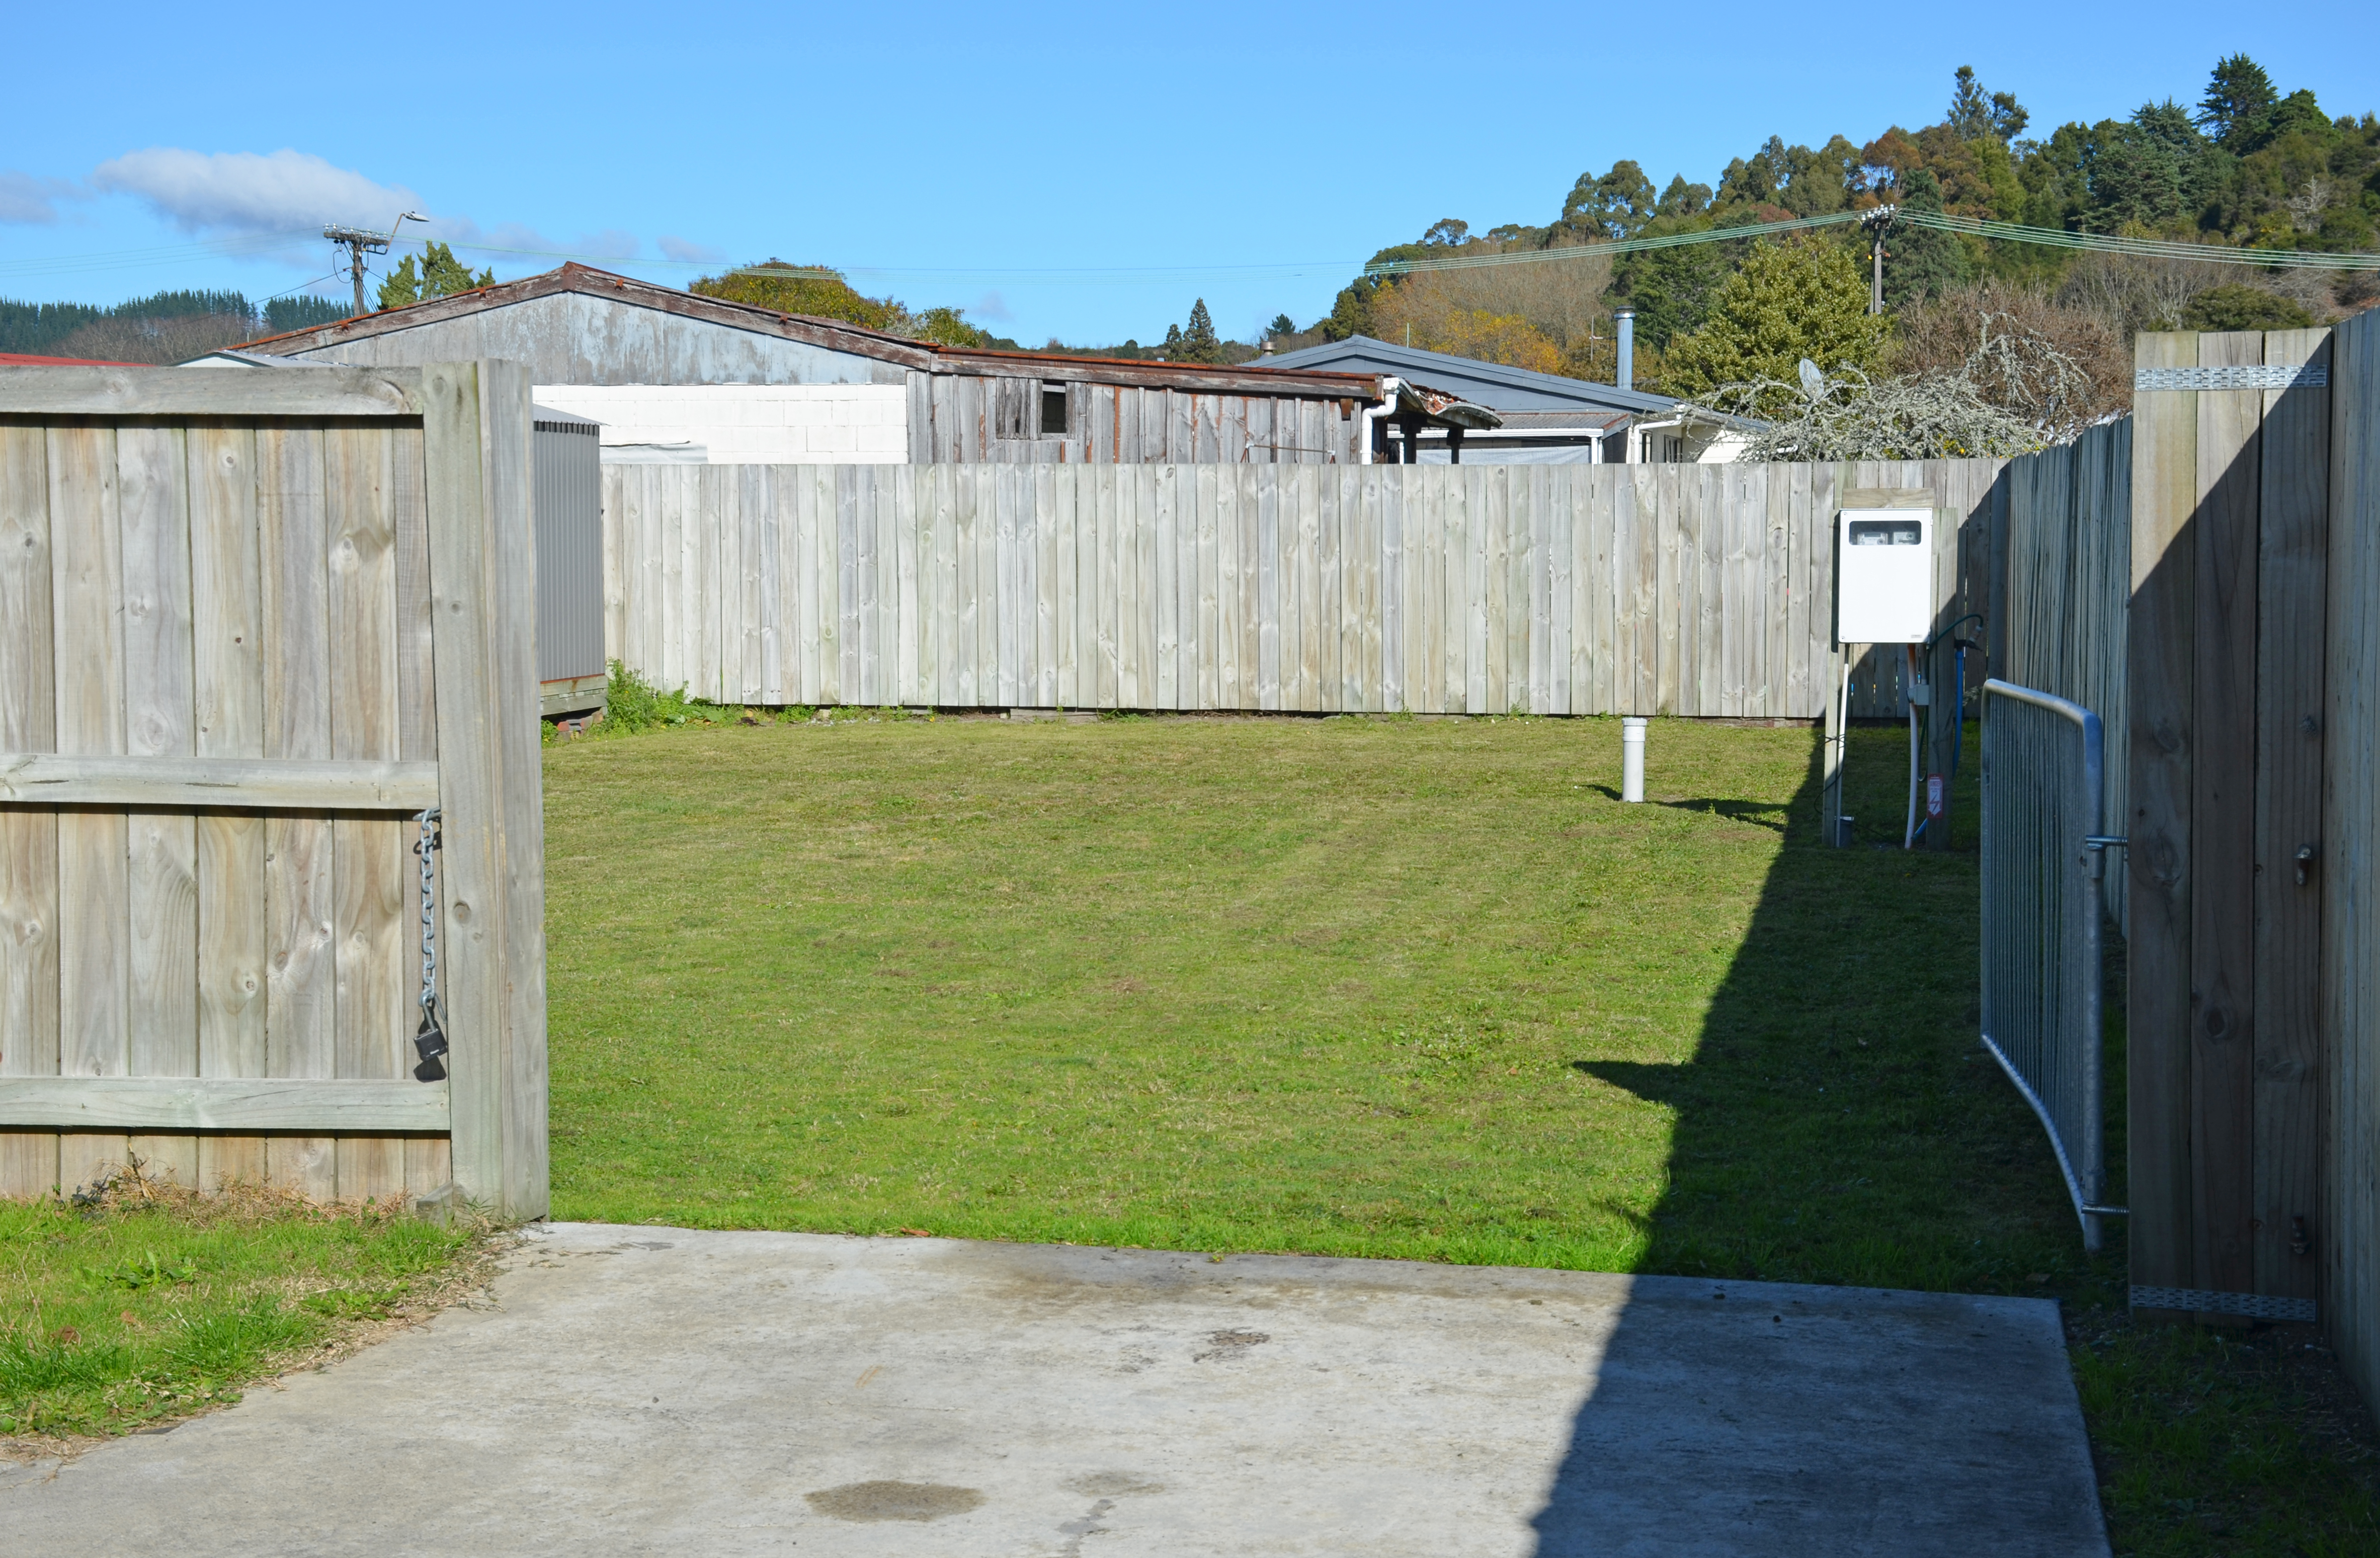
[[1314, 57, 2372, 386], [0, 289, 352, 364]]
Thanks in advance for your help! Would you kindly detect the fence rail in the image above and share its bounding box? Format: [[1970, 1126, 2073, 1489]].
[[1980, 678, 2114, 1250], [601, 459, 2007, 721]]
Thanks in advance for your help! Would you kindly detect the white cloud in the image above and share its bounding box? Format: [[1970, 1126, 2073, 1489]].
[[441, 221, 639, 262], [972, 290, 1014, 322], [0, 170, 81, 225], [91, 148, 420, 234], [659, 235, 726, 264]]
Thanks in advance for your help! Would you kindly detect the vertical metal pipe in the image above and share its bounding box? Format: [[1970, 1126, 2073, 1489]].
[[1614, 307, 1635, 392]]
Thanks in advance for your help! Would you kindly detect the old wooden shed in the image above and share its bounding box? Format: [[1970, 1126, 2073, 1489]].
[[228, 265, 1494, 467]]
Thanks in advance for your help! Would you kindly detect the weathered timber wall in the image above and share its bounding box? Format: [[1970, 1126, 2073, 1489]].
[[905, 374, 1366, 466], [600, 458, 2008, 720]]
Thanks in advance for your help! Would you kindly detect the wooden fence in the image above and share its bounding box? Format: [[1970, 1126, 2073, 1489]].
[[0, 361, 549, 1215], [600, 458, 2008, 721], [2123, 321, 2371, 1382], [2322, 308, 2380, 1405], [1995, 419, 2132, 928]]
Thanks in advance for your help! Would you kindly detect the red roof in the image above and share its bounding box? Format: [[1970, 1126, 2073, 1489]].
[[0, 351, 152, 368]]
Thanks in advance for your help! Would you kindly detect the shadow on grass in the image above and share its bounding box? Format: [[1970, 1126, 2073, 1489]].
[[1531, 724, 2120, 1554], [1582, 783, 1793, 831]]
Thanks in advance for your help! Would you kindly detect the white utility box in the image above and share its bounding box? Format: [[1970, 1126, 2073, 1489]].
[[1835, 507, 1934, 644]]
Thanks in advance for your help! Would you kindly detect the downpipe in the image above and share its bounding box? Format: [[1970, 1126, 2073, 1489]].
[[1358, 377, 1404, 466]]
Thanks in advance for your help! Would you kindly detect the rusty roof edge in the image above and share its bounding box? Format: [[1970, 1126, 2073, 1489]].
[[232, 263, 941, 368], [231, 264, 1397, 395]]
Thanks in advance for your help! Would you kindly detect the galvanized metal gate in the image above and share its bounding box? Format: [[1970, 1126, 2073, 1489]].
[[1979, 679, 2123, 1249]]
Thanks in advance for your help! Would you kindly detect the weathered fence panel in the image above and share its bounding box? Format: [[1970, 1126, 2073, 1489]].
[[2325, 305, 2380, 1407], [1995, 420, 2132, 929], [0, 362, 547, 1215], [601, 458, 2008, 720]]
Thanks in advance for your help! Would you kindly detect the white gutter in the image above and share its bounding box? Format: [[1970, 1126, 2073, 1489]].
[[1625, 413, 1684, 465], [1358, 376, 1404, 466]]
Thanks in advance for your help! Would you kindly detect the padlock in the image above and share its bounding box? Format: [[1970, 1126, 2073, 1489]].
[[413, 1013, 449, 1082]]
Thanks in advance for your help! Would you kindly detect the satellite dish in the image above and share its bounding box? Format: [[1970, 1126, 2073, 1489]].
[[1799, 358, 1824, 398]]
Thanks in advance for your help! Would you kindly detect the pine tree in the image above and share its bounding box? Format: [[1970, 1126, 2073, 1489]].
[[2197, 54, 2278, 151], [1178, 299, 1224, 365], [1884, 170, 1970, 309]]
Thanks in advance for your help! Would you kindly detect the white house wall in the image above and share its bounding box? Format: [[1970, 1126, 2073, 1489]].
[[532, 383, 907, 464]]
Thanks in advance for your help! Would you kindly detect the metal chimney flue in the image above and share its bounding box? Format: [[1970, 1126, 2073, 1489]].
[[1614, 307, 1635, 392]]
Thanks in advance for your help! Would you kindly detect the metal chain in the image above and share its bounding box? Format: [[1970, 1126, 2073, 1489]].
[[413, 809, 445, 1075]]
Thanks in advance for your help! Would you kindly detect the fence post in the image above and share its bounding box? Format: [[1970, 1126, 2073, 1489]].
[[421, 360, 549, 1219]]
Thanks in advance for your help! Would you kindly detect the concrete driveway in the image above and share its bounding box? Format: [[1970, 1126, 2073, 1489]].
[[4, 1223, 2107, 1556]]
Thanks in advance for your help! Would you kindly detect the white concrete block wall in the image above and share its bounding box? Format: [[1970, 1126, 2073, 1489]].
[[532, 384, 907, 464]]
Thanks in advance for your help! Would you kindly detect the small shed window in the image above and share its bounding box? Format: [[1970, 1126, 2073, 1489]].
[[1041, 382, 1069, 437]]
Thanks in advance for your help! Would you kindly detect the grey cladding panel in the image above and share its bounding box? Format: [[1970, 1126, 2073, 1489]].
[[534, 418, 605, 682]]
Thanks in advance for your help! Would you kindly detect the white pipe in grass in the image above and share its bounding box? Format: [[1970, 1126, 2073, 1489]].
[[1903, 644, 1925, 850], [1622, 717, 1647, 803]]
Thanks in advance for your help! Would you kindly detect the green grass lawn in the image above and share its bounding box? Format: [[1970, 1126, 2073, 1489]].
[[546, 712, 2087, 1288], [543, 707, 2380, 1556], [1, 1175, 488, 1447]]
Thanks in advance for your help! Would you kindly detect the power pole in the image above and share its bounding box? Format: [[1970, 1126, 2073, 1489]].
[[1859, 203, 1898, 316], [324, 212, 428, 318], [324, 227, 382, 316]]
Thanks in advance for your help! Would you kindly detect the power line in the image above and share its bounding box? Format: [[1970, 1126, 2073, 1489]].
[[1363, 209, 2380, 277]]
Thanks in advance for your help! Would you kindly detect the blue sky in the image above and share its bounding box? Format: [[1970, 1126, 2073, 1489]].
[[3, 2, 2373, 346]]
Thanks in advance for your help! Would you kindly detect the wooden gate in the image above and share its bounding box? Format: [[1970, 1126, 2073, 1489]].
[[0, 361, 547, 1217]]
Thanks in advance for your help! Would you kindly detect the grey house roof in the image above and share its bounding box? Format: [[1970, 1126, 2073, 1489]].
[[1255, 336, 1676, 416]]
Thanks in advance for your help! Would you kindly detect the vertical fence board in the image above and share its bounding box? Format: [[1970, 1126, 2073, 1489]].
[[2253, 330, 2332, 1303], [2190, 331, 2265, 1303], [327, 426, 407, 1202], [0, 427, 59, 1198], [119, 426, 200, 1187], [2129, 332, 2203, 1307], [2325, 307, 2380, 1403], [190, 427, 267, 1190], [257, 427, 336, 1200]]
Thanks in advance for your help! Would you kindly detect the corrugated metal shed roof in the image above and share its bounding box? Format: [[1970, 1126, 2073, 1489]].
[[232, 263, 1411, 401], [1256, 336, 1678, 416]]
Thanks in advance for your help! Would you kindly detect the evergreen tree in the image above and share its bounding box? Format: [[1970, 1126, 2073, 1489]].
[[1885, 170, 1970, 308], [1558, 162, 1656, 240], [2197, 54, 2279, 151], [1267, 313, 1296, 338], [1661, 239, 1891, 415], [1177, 299, 1225, 364], [378, 242, 493, 310], [1949, 66, 2030, 143], [1654, 176, 1712, 219], [1615, 222, 1728, 348], [264, 294, 352, 331], [2180, 283, 2314, 331]]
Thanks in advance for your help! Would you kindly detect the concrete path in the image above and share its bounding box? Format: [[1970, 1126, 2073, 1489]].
[[4, 1223, 2107, 1557]]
